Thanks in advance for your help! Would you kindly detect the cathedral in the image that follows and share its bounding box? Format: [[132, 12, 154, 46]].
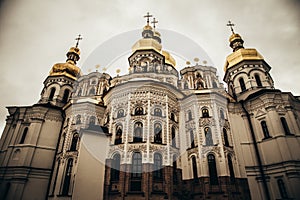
[[0, 14, 300, 200]]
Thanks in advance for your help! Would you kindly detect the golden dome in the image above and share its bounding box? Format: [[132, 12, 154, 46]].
[[49, 61, 82, 80], [132, 38, 162, 52], [68, 47, 81, 55], [143, 25, 153, 30], [162, 50, 176, 66], [224, 48, 264, 71], [229, 33, 242, 43]]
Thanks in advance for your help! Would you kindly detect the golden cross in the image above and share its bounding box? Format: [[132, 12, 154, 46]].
[[151, 18, 158, 29], [144, 12, 153, 25], [227, 20, 235, 34], [75, 34, 83, 48]]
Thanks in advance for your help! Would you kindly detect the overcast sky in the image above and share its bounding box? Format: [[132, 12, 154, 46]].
[[0, 0, 299, 133]]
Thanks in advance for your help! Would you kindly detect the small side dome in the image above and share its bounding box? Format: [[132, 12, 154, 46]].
[[50, 62, 82, 80]]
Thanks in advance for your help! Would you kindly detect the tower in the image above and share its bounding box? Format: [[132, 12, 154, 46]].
[[0, 36, 83, 200], [224, 21, 300, 200]]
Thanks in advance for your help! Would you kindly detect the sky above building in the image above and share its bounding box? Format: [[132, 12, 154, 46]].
[[0, 0, 299, 133]]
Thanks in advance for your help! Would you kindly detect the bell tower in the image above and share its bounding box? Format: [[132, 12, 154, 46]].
[[38, 35, 82, 107], [223, 21, 274, 101]]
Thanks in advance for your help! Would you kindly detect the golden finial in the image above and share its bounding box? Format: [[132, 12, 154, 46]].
[[75, 34, 83, 48], [194, 58, 199, 62], [186, 61, 191, 65], [88, 69, 92, 72], [144, 12, 153, 26], [95, 64, 100, 69], [203, 60, 207, 65], [116, 69, 121, 75], [151, 18, 158, 29], [227, 20, 235, 34], [102, 67, 107, 72]]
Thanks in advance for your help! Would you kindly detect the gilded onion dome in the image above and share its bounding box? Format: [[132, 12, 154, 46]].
[[49, 46, 82, 80]]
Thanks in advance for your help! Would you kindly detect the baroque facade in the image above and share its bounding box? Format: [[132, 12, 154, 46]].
[[0, 17, 300, 200]]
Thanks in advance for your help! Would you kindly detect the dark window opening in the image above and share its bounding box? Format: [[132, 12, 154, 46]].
[[202, 108, 209, 118], [111, 154, 120, 181], [239, 78, 246, 92], [205, 127, 213, 146], [70, 133, 79, 151], [62, 89, 70, 103], [192, 156, 198, 181], [188, 111, 192, 121], [171, 127, 176, 147], [190, 130, 195, 148], [277, 179, 288, 199], [154, 108, 162, 117], [117, 109, 125, 118], [115, 126, 122, 145], [208, 154, 218, 185], [135, 107, 144, 115], [133, 122, 143, 142], [228, 155, 235, 183], [76, 115, 81, 124], [49, 87, 56, 101], [62, 158, 73, 196], [223, 128, 229, 147], [20, 127, 28, 144], [153, 153, 163, 180], [261, 120, 271, 138], [255, 74, 262, 87], [154, 123, 162, 144], [280, 117, 291, 135], [170, 113, 176, 121], [130, 152, 142, 191], [89, 116, 96, 125]]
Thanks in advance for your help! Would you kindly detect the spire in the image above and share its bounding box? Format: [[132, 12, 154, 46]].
[[227, 20, 244, 52], [142, 12, 154, 38], [151, 17, 158, 29], [66, 34, 82, 64], [144, 12, 153, 26]]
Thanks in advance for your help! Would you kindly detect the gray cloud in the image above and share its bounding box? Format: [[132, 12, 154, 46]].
[[0, 0, 299, 133]]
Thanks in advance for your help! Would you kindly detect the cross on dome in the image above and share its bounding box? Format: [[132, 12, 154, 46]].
[[144, 12, 153, 25], [227, 20, 235, 34], [75, 34, 83, 48], [151, 18, 158, 29]]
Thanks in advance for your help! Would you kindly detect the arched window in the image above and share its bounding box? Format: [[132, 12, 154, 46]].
[[154, 108, 162, 117], [77, 88, 82, 96], [184, 82, 189, 89], [89, 116, 96, 125], [76, 115, 81, 124], [191, 156, 198, 181], [89, 87, 95, 95], [208, 154, 218, 185], [171, 126, 176, 147], [228, 155, 235, 183], [173, 155, 177, 183], [223, 128, 229, 147], [133, 122, 143, 142], [153, 153, 163, 180], [170, 113, 176, 121], [20, 127, 28, 144], [239, 77, 246, 92], [135, 107, 143, 115], [212, 81, 218, 88], [111, 154, 121, 181], [205, 127, 213, 146], [154, 123, 162, 144], [115, 126, 122, 145], [202, 108, 209, 118], [255, 74, 262, 87], [277, 179, 288, 199], [190, 130, 195, 148], [62, 158, 73, 195], [261, 120, 271, 138], [49, 87, 56, 101], [62, 89, 70, 103], [220, 109, 225, 120], [188, 110, 192, 121], [130, 152, 142, 191], [280, 117, 291, 135], [117, 109, 124, 118], [70, 133, 79, 151]]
